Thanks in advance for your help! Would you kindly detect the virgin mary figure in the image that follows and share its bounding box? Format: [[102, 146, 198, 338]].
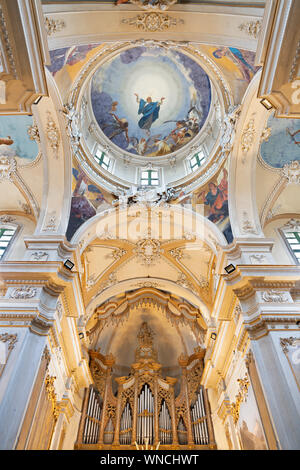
[[134, 94, 165, 133]]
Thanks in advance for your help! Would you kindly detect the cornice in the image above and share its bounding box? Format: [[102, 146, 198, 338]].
[[243, 313, 300, 340]]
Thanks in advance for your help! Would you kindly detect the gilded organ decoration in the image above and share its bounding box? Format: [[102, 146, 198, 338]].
[[77, 322, 215, 449]]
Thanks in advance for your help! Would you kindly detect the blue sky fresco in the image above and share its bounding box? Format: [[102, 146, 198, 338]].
[[0, 115, 38, 161], [260, 114, 300, 168], [91, 46, 211, 157]]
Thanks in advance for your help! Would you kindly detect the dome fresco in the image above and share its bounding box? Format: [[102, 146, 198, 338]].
[[91, 46, 211, 157]]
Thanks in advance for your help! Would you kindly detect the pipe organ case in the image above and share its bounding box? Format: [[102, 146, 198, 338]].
[[76, 322, 215, 449]]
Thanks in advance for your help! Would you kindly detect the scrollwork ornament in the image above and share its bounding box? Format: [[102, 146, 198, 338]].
[[0, 333, 17, 351], [0, 156, 16, 181], [238, 20, 262, 39], [10, 286, 37, 299], [27, 124, 40, 144], [0, 215, 16, 224], [230, 374, 250, 424], [44, 17, 66, 36], [0, 333, 18, 377], [241, 118, 256, 155], [281, 160, 300, 185], [261, 290, 289, 303], [130, 0, 177, 11], [43, 211, 57, 232], [46, 112, 60, 159], [31, 251, 49, 261], [134, 237, 162, 265], [45, 374, 60, 422], [121, 12, 184, 32], [282, 218, 300, 232], [280, 337, 299, 353]]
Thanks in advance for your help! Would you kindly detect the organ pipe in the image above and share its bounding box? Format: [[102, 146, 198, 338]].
[[82, 387, 102, 445], [80, 323, 216, 449]]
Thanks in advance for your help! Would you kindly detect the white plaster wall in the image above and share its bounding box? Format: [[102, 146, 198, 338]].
[[62, 408, 82, 449], [269, 330, 300, 417], [0, 327, 28, 404], [208, 387, 229, 450]]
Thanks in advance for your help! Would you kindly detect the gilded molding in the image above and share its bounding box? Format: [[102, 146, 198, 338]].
[[249, 280, 295, 290], [233, 284, 254, 301], [30, 316, 53, 336], [230, 374, 250, 424], [45, 374, 60, 422]]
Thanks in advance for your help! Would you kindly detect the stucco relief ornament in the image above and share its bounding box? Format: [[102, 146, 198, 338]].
[[46, 112, 60, 159], [238, 20, 262, 39], [122, 12, 183, 32], [261, 126, 272, 143], [44, 17, 66, 36], [177, 272, 195, 292], [61, 104, 81, 143], [129, 0, 177, 11], [241, 211, 258, 235], [31, 251, 49, 261], [99, 272, 118, 291], [280, 337, 300, 353], [220, 105, 241, 154], [261, 290, 289, 303], [134, 237, 163, 265], [0, 156, 16, 181], [27, 124, 40, 144], [169, 247, 184, 261], [282, 218, 300, 231], [241, 117, 256, 156], [281, 160, 300, 185], [249, 254, 266, 264], [86, 273, 97, 289], [0, 215, 15, 224], [10, 286, 37, 299], [0, 333, 17, 377], [88, 121, 97, 135], [110, 248, 127, 261], [43, 211, 57, 232], [230, 374, 250, 424]]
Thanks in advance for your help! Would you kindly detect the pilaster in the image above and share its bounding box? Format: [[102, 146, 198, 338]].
[[224, 265, 300, 449]]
